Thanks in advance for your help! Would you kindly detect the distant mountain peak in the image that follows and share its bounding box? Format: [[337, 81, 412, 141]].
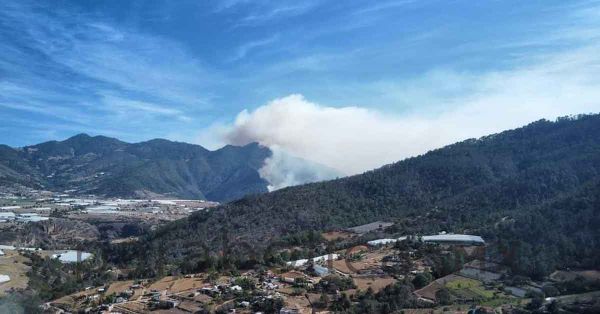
[[0, 135, 273, 202], [68, 133, 91, 139]]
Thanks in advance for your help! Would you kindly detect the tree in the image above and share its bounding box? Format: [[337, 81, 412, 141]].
[[527, 296, 543, 311], [542, 285, 559, 297], [412, 272, 433, 289], [435, 288, 452, 305], [318, 293, 329, 309]]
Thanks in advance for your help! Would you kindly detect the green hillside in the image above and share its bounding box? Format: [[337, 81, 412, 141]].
[[130, 114, 600, 279]]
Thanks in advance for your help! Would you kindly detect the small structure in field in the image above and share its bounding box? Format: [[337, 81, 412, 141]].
[[0, 274, 10, 284]]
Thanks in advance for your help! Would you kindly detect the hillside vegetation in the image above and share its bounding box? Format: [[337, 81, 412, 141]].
[[129, 114, 600, 279], [0, 134, 271, 201]]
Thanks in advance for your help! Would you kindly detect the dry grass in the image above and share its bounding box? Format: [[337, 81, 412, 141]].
[[106, 280, 134, 295], [114, 301, 148, 313], [0, 251, 31, 295], [170, 277, 204, 293], [110, 237, 139, 244], [177, 300, 204, 312], [321, 231, 354, 241], [333, 251, 386, 274], [284, 295, 313, 314], [148, 276, 176, 291], [353, 276, 396, 292]]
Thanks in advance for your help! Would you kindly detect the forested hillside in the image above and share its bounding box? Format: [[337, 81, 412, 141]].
[[0, 134, 271, 201], [129, 114, 600, 278]]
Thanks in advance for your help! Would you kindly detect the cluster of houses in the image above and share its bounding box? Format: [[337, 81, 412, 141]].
[[51, 269, 311, 313]]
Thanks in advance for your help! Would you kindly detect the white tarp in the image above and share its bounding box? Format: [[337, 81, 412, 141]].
[[0, 275, 10, 283], [286, 253, 339, 267], [368, 234, 484, 246], [52, 251, 93, 263], [422, 234, 485, 244]]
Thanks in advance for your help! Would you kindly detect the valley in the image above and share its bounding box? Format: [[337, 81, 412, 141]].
[[0, 115, 599, 314]]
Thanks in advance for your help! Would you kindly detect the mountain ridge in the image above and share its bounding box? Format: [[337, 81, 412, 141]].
[[129, 114, 600, 278], [0, 134, 272, 202]]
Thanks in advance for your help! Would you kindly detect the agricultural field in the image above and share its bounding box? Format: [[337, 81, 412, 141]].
[[446, 277, 494, 299], [352, 276, 396, 293], [445, 276, 518, 307]]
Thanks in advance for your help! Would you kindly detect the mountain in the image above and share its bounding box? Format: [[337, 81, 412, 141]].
[[0, 134, 272, 202], [130, 114, 600, 278]]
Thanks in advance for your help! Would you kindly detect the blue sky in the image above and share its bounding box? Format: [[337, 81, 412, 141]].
[[1, 0, 600, 151]]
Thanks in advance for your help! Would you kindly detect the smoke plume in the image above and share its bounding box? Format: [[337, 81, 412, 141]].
[[215, 46, 600, 189]]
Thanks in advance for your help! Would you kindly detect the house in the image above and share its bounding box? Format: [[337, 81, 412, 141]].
[[264, 282, 278, 290], [280, 271, 307, 284], [200, 286, 221, 297]]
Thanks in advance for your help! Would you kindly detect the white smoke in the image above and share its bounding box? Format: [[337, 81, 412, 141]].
[[259, 146, 341, 191], [224, 94, 433, 175], [212, 45, 600, 189]]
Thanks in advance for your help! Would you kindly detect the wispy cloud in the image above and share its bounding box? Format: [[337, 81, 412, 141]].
[[237, 3, 314, 24], [99, 94, 192, 122], [228, 34, 279, 62], [0, 1, 214, 144], [220, 0, 321, 28], [351, 0, 416, 16]]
